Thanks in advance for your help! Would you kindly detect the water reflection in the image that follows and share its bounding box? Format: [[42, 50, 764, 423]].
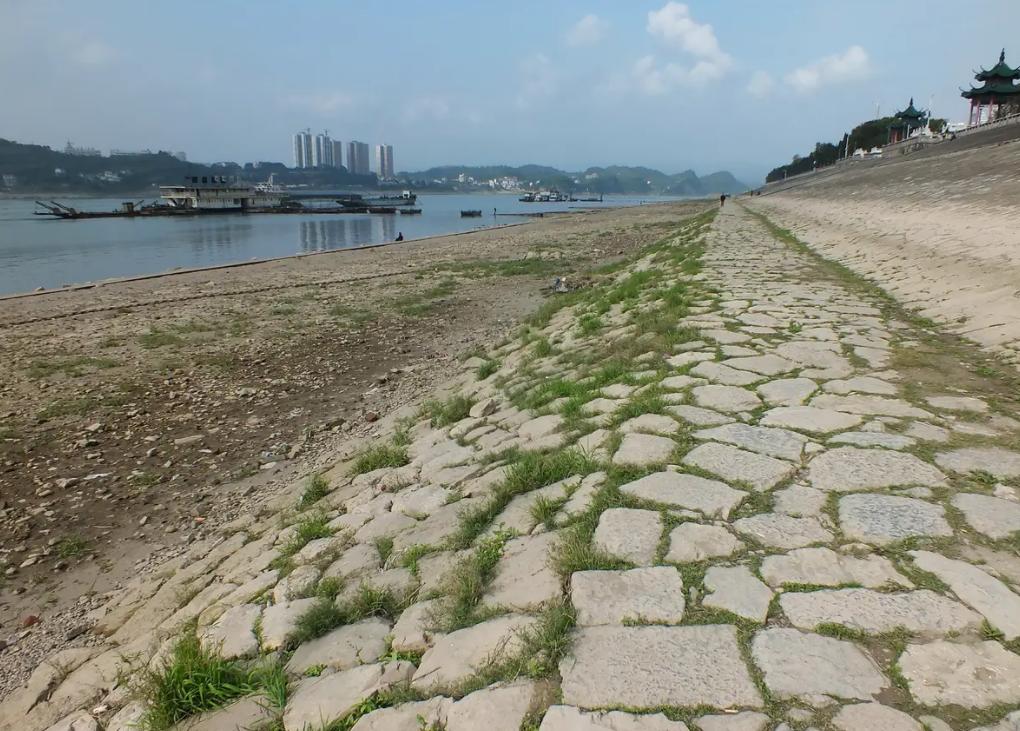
[[298, 216, 389, 252], [186, 220, 255, 253]]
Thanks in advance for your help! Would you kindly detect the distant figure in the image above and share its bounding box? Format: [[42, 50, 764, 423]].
[[719, 194, 727, 207], [395, 232, 404, 242]]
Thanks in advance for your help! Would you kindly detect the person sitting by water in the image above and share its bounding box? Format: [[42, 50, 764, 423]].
[[395, 232, 404, 242]]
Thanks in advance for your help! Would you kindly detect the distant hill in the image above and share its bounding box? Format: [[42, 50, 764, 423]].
[[400, 164, 748, 195], [0, 138, 376, 194]]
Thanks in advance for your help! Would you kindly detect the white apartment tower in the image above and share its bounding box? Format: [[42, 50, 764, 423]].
[[347, 140, 370, 175], [331, 139, 344, 169], [313, 131, 335, 167], [292, 132, 306, 168], [375, 144, 394, 179]]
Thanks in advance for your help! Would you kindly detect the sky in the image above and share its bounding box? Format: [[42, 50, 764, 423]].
[[2, 1, 1019, 183]]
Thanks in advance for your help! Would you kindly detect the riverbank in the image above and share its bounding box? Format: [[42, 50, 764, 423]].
[[5, 201, 1020, 731], [748, 135, 1020, 370], [0, 199, 707, 696]]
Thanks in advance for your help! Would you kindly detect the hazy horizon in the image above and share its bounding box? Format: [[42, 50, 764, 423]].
[[2, 0, 1018, 183]]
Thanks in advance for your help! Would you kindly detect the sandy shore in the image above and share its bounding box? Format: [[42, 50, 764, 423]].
[[747, 139, 1020, 368], [0, 199, 706, 692]]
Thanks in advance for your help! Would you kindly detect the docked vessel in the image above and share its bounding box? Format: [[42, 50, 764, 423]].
[[337, 190, 417, 208], [518, 189, 569, 202]]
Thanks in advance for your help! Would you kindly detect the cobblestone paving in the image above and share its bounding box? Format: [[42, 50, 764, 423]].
[[4, 204, 1020, 730]]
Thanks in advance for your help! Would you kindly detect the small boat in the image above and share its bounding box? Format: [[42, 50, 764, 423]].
[[460, 210, 482, 217], [399, 208, 422, 215]]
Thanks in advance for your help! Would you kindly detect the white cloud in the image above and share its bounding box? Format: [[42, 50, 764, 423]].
[[630, 2, 731, 94], [785, 45, 872, 93], [647, 2, 728, 65], [516, 53, 558, 108], [747, 70, 775, 98], [566, 14, 609, 47], [281, 90, 356, 115]]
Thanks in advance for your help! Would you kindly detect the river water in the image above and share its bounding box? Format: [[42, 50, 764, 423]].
[[0, 193, 683, 296]]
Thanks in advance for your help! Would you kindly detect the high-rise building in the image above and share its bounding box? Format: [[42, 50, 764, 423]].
[[331, 140, 344, 169], [301, 133, 312, 169], [313, 131, 335, 167], [375, 144, 394, 179], [293, 130, 314, 168], [346, 140, 370, 175]]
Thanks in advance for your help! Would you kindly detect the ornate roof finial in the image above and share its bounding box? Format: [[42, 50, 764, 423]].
[[1001, 48, 1006, 64], [909, 97, 914, 106]]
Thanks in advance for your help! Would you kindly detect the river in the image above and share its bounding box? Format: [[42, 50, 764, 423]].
[[0, 193, 685, 296]]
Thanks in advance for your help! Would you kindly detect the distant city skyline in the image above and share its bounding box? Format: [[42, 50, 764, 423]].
[[2, 1, 1019, 182]]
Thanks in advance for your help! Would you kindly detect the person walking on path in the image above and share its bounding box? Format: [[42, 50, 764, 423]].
[[720, 194, 727, 207]]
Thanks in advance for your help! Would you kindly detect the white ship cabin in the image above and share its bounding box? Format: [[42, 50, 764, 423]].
[[159, 175, 284, 210]]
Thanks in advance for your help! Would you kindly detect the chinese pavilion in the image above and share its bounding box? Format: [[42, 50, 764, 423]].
[[961, 49, 1020, 126], [887, 98, 928, 144]]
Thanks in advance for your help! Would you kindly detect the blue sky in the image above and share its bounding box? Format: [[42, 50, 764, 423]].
[[2, 1, 1018, 182]]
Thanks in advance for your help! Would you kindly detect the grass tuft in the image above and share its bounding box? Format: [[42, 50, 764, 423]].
[[422, 394, 475, 427], [351, 443, 409, 476], [298, 473, 330, 508]]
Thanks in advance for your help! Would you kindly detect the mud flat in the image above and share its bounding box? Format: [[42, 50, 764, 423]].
[[748, 134, 1020, 368]]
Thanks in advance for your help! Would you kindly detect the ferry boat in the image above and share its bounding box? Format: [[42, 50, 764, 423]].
[[160, 177, 285, 210], [337, 190, 417, 208]]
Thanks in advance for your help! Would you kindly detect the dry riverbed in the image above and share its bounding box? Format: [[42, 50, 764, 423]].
[[0, 201, 705, 693]]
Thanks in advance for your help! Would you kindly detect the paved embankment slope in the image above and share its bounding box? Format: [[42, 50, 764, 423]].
[[3, 206, 1020, 731], [748, 133, 1020, 368]]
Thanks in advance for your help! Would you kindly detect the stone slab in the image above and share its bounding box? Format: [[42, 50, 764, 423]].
[[779, 588, 981, 636], [559, 625, 762, 709], [807, 447, 945, 492], [952, 493, 1020, 540], [482, 532, 561, 611], [935, 447, 1020, 479], [682, 443, 795, 492], [694, 423, 807, 461], [286, 618, 391, 673], [540, 706, 691, 730], [760, 547, 911, 589], [412, 615, 536, 690], [732, 513, 833, 549], [665, 523, 744, 563], [593, 508, 662, 566], [898, 641, 1020, 708], [760, 406, 863, 435], [839, 494, 952, 546], [751, 628, 887, 703], [620, 471, 746, 519], [571, 567, 685, 626], [910, 551, 1020, 640], [703, 566, 773, 622]]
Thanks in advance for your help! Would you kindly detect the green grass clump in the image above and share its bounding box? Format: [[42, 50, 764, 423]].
[[25, 356, 118, 379], [422, 394, 474, 427], [138, 328, 184, 349], [277, 515, 333, 560], [476, 359, 500, 380], [351, 443, 409, 475], [433, 532, 508, 631], [136, 632, 286, 730], [298, 474, 331, 508], [452, 449, 598, 549], [578, 313, 603, 335], [287, 585, 402, 648], [56, 535, 89, 559]]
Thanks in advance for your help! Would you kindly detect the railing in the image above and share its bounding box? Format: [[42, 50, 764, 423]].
[[955, 110, 1020, 137]]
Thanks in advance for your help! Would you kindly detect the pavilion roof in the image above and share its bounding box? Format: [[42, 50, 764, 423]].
[[974, 49, 1020, 82], [894, 98, 926, 120]]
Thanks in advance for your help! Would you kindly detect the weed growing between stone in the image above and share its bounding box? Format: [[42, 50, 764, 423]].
[[136, 631, 286, 731], [351, 443, 410, 475]]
